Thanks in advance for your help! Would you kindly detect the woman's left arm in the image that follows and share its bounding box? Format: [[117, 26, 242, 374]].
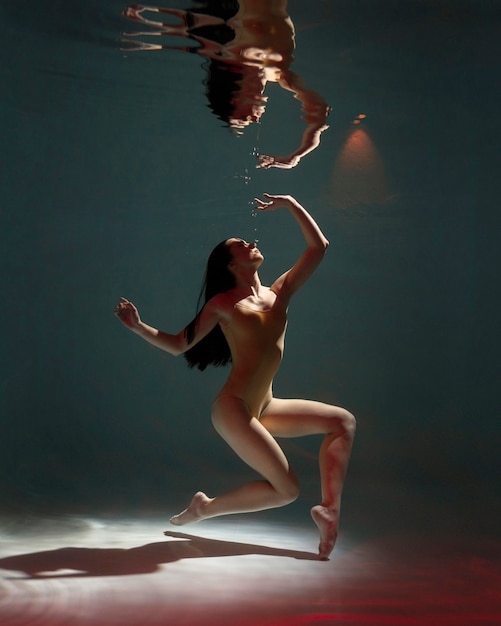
[[254, 194, 329, 302]]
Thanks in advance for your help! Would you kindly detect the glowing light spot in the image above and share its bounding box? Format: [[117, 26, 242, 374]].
[[330, 127, 389, 209]]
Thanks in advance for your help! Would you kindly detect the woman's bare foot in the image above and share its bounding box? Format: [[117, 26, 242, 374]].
[[310, 505, 339, 560], [169, 491, 212, 526]]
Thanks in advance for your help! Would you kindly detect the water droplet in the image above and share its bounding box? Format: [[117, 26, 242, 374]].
[[234, 169, 251, 185]]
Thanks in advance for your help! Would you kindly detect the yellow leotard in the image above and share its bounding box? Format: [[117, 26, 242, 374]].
[[218, 302, 287, 417]]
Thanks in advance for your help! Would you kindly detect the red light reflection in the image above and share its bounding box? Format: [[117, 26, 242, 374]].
[[331, 127, 389, 209]]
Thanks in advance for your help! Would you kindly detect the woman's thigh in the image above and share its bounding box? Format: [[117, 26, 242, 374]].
[[211, 394, 297, 490], [260, 397, 355, 438]]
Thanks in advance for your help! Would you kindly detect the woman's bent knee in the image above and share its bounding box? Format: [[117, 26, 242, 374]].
[[343, 411, 356, 438], [283, 485, 300, 505]]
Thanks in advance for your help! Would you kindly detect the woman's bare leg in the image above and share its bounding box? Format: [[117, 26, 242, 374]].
[[170, 395, 299, 526], [260, 398, 356, 559]]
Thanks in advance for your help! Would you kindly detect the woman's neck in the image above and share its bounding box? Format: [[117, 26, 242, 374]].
[[234, 270, 262, 295]]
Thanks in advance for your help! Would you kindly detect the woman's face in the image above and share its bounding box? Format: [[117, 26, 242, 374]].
[[226, 238, 264, 269], [229, 102, 266, 129], [229, 70, 267, 130]]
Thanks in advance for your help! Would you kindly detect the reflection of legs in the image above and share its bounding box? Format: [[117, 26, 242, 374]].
[[121, 6, 228, 52], [123, 5, 225, 32], [170, 395, 299, 526], [260, 399, 356, 559]]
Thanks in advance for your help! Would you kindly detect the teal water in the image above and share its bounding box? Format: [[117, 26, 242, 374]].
[[0, 0, 499, 540]]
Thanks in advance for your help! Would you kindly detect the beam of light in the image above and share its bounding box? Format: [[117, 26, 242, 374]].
[[330, 124, 390, 210], [1, 515, 497, 626], [0, 515, 355, 626]]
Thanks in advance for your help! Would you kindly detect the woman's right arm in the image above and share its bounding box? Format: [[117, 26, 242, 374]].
[[114, 297, 220, 356], [254, 194, 329, 304]]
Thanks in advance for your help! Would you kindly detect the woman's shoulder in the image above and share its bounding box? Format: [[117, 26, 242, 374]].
[[206, 292, 237, 320]]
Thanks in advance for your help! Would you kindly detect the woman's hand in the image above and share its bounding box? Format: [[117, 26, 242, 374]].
[[253, 193, 295, 211], [256, 154, 300, 170], [114, 297, 141, 330]]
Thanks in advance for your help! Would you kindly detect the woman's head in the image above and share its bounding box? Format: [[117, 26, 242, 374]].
[[205, 237, 264, 297], [225, 238, 264, 274]]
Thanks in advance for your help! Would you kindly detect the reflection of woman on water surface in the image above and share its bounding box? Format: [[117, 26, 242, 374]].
[[115, 194, 355, 560], [123, 0, 330, 169]]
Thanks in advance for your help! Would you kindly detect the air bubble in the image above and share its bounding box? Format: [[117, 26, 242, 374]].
[[233, 169, 251, 185]]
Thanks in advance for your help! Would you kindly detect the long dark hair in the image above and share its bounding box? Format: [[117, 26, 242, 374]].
[[183, 239, 235, 371]]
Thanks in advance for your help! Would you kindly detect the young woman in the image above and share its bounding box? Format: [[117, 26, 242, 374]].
[[114, 193, 355, 559]]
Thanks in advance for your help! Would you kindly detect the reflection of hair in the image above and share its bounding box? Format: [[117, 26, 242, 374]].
[[186, 1, 240, 126], [184, 240, 235, 370], [204, 60, 266, 131], [180, 1, 264, 130], [204, 60, 244, 126], [191, 0, 238, 21]]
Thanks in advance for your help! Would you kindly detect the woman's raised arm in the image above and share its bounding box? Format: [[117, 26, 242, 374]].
[[254, 194, 329, 302], [114, 297, 221, 356], [257, 72, 330, 170]]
